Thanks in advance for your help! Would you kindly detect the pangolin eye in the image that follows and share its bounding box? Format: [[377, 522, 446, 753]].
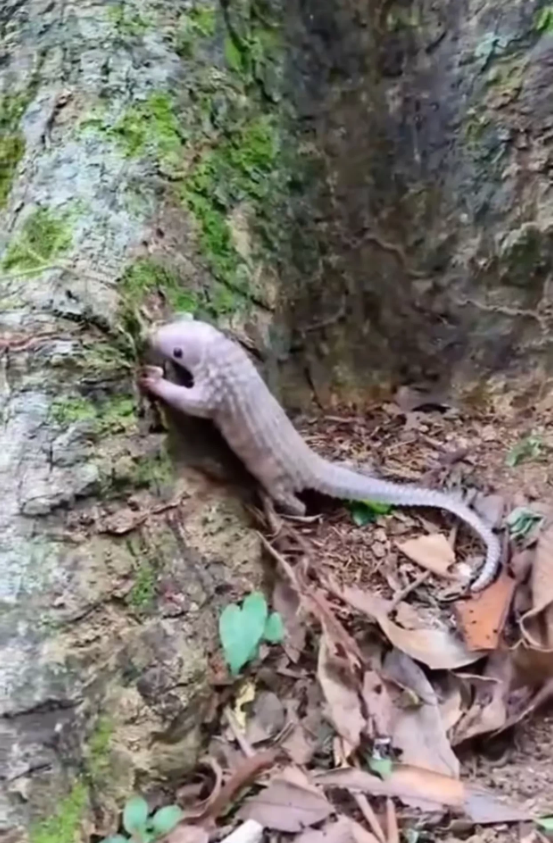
[[173, 348, 183, 359]]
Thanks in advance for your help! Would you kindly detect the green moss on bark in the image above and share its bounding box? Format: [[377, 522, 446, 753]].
[[2, 208, 73, 272], [29, 782, 88, 843]]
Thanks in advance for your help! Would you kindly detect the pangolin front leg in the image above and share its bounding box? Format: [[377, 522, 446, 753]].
[[138, 366, 215, 419]]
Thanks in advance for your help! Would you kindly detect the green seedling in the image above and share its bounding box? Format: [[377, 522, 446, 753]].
[[505, 433, 543, 467], [219, 591, 284, 675], [100, 796, 182, 843], [348, 500, 394, 526]]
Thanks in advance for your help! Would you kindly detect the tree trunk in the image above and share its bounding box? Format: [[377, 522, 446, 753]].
[[1, 0, 550, 837]]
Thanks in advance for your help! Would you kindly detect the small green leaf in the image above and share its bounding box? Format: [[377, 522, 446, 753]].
[[505, 433, 543, 467], [506, 506, 544, 540], [151, 805, 183, 835], [537, 816, 553, 831], [242, 591, 269, 633], [367, 755, 393, 779], [123, 796, 149, 836], [224, 36, 243, 72], [536, 7, 553, 33], [348, 500, 393, 526], [219, 605, 251, 675], [263, 611, 284, 643], [219, 592, 268, 675]]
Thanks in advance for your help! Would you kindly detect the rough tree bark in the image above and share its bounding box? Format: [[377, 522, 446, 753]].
[[1, 0, 552, 838]]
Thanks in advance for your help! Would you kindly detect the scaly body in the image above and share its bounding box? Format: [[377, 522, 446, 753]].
[[140, 316, 501, 591]]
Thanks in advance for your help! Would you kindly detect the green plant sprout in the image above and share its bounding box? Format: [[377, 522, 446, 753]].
[[505, 432, 543, 467], [100, 795, 183, 843], [348, 500, 394, 526], [219, 591, 284, 675]]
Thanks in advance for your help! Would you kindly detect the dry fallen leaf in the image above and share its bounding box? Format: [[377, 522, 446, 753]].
[[510, 548, 535, 584], [520, 522, 553, 650], [383, 650, 459, 778], [394, 385, 449, 413], [397, 534, 456, 578], [245, 691, 285, 745], [234, 682, 256, 731], [473, 493, 505, 529], [187, 750, 278, 825], [273, 579, 306, 663], [348, 819, 383, 843], [294, 816, 380, 843], [281, 700, 318, 765], [455, 571, 516, 651], [318, 634, 365, 752], [385, 798, 399, 843], [294, 816, 354, 843], [312, 764, 530, 823], [498, 675, 553, 732], [338, 587, 485, 670], [394, 602, 427, 630], [165, 826, 209, 843], [362, 669, 394, 739], [176, 756, 224, 820], [436, 674, 464, 733], [238, 769, 333, 831], [451, 653, 512, 744]]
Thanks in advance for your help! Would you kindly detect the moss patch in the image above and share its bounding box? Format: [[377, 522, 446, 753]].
[[107, 447, 175, 497], [0, 93, 33, 209], [175, 6, 217, 58], [50, 396, 97, 426], [87, 716, 113, 782], [111, 92, 183, 167], [77, 340, 133, 375], [176, 0, 285, 315], [120, 257, 200, 313], [129, 448, 174, 488], [0, 134, 24, 209], [535, 5, 553, 33], [30, 781, 87, 843], [127, 560, 157, 611], [50, 394, 137, 434], [2, 207, 73, 272], [107, 2, 151, 36]]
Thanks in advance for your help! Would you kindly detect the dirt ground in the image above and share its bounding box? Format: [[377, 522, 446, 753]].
[[287, 393, 553, 840], [117, 392, 553, 843]]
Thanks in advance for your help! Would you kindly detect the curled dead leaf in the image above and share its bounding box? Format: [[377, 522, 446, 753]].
[[295, 816, 381, 843], [165, 826, 209, 843], [397, 534, 455, 578], [312, 764, 530, 823], [337, 587, 485, 670], [238, 769, 333, 831], [318, 634, 365, 752], [362, 670, 393, 739], [520, 523, 553, 650], [183, 750, 278, 825], [455, 571, 516, 651], [451, 653, 512, 744], [383, 650, 459, 778]]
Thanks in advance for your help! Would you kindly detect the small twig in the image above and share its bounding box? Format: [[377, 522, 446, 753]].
[[389, 570, 432, 610], [347, 230, 428, 279], [385, 798, 399, 843], [224, 706, 256, 758], [353, 793, 387, 843], [257, 532, 300, 586], [300, 298, 347, 334], [219, 820, 264, 843]]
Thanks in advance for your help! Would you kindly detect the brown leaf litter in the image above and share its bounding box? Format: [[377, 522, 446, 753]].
[[95, 399, 553, 843]]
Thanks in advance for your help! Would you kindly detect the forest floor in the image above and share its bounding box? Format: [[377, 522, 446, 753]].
[[103, 392, 553, 843]]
